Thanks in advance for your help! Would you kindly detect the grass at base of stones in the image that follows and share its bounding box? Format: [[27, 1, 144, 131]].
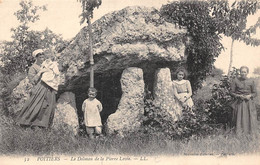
[[0, 120, 259, 156]]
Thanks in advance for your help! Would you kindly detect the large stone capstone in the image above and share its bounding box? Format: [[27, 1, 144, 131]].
[[153, 68, 182, 121], [58, 6, 187, 91], [106, 67, 144, 136], [53, 92, 79, 135]]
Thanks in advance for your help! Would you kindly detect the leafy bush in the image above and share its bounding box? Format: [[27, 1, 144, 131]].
[[141, 94, 216, 140], [140, 68, 242, 139], [193, 76, 221, 103], [204, 68, 239, 128], [205, 76, 234, 127], [160, 1, 223, 91]]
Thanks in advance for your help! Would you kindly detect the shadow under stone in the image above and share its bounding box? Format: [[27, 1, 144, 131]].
[[72, 70, 122, 135]]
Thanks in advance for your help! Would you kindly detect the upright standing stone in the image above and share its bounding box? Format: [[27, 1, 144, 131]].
[[153, 68, 182, 121], [53, 92, 79, 135], [106, 67, 144, 136]]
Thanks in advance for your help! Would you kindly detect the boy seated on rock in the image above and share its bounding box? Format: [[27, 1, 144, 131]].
[[82, 87, 103, 139]]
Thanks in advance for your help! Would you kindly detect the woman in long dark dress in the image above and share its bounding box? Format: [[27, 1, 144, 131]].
[[16, 49, 58, 128], [230, 66, 258, 136]]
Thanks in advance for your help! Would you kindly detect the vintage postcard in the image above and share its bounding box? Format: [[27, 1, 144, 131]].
[[0, 0, 259, 165]]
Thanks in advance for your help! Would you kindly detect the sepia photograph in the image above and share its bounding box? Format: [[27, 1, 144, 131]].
[[0, 0, 260, 165]]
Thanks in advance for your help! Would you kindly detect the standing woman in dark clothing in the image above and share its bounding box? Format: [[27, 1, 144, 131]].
[[16, 49, 58, 128], [230, 66, 258, 136]]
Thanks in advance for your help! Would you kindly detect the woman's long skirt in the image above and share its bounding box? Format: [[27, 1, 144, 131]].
[[16, 81, 56, 128], [231, 99, 258, 135]]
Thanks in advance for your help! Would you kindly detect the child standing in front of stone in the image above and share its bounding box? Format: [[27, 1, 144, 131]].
[[82, 87, 103, 139]]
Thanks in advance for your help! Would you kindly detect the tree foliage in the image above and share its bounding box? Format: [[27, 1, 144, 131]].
[[210, 0, 260, 46], [78, 0, 102, 24], [0, 0, 68, 75], [210, 0, 260, 75], [161, 0, 223, 91], [14, 0, 47, 25], [0, 0, 69, 115], [160, 0, 259, 90]]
